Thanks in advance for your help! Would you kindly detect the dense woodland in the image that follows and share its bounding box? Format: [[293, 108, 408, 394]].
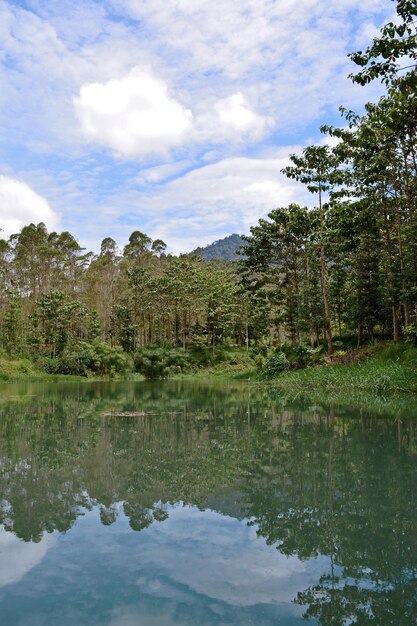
[[1, 1, 416, 375]]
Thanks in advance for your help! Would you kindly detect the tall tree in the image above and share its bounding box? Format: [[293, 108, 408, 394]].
[[282, 147, 341, 353]]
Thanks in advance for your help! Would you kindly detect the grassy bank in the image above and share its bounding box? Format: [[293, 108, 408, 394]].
[[267, 344, 417, 394], [0, 347, 254, 383], [183, 348, 257, 378], [0, 355, 91, 382], [2, 344, 417, 394]]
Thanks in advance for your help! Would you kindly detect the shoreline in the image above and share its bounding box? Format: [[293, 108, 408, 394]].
[[1, 344, 417, 397]]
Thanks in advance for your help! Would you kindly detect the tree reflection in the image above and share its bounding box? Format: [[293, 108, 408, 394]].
[[241, 409, 417, 624], [0, 380, 416, 623]]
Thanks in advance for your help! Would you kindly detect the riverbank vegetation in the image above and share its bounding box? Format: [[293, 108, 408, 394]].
[[264, 343, 417, 394], [1, 2, 417, 386]]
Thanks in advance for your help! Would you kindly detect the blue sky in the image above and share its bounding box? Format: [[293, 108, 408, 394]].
[[0, 0, 394, 253]]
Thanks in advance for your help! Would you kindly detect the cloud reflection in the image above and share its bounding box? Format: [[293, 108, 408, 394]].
[[0, 526, 56, 588]]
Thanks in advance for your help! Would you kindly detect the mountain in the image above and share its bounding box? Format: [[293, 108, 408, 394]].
[[191, 234, 245, 261]]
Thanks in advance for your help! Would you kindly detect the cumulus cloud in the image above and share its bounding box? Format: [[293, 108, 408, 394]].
[[74, 67, 193, 157], [216, 93, 264, 131], [193, 92, 268, 142], [1, 0, 391, 161], [0, 175, 59, 237]]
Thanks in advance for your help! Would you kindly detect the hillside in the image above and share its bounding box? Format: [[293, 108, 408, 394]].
[[191, 234, 245, 261]]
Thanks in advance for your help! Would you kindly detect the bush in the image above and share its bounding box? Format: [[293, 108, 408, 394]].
[[39, 341, 132, 377], [188, 344, 214, 368], [39, 352, 89, 376], [264, 351, 289, 377], [81, 341, 132, 376], [134, 345, 190, 379], [253, 353, 266, 370], [403, 325, 417, 345], [295, 345, 313, 368]]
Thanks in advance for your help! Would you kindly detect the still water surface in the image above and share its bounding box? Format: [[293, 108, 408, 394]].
[[0, 379, 416, 625]]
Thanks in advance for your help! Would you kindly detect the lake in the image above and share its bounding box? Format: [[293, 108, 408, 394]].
[[0, 379, 416, 625]]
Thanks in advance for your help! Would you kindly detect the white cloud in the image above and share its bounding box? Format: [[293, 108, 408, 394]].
[[216, 93, 262, 130], [74, 67, 193, 158], [0, 0, 395, 250], [84, 150, 310, 253], [205, 92, 268, 140], [0, 175, 59, 238], [0, 0, 391, 163], [113, 0, 390, 81], [135, 160, 191, 185], [36, 150, 309, 254]]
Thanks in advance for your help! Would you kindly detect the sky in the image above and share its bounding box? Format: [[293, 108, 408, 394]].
[[0, 0, 394, 253]]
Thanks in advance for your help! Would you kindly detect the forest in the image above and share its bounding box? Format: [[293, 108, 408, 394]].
[[0, 1, 416, 379]]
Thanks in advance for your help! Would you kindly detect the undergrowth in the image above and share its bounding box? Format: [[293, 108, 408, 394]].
[[267, 344, 417, 394]]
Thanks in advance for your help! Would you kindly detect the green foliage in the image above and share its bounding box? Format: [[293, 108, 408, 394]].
[[134, 345, 190, 379], [1, 6, 417, 374], [188, 343, 214, 368], [40, 341, 132, 377], [2, 294, 23, 355], [269, 344, 417, 394], [403, 325, 417, 344], [39, 352, 89, 376], [294, 345, 313, 368], [0, 354, 38, 381], [81, 341, 133, 376], [110, 300, 136, 353], [264, 351, 290, 377]]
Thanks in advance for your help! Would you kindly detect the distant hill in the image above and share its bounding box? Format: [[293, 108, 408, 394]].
[[191, 233, 245, 261]]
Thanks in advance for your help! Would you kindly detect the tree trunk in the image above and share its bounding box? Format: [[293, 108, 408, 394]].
[[392, 305, 399, 342], [318, 186, 333, 355]]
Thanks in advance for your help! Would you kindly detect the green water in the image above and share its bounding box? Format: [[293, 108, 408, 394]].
[[0, 379, 416, 626]]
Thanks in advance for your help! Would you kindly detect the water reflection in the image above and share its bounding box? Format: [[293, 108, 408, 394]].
[[0, 379, 416, 625]]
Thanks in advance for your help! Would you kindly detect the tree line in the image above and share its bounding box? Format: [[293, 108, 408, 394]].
[[0, 224, 261, 374], [0, 0, 416, 370], [241, 0, 417, 354]]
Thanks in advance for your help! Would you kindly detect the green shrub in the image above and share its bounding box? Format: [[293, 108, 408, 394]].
[[311, 345, 325, 364], [188, 344, 214, 368], [81, 341, 132, 376], [39, 353, 89, 376], [295, 345, 313, 368], [39, 341, 132, 377], [16, 359, 33, 374], [403, 325, 417, 345], [134, 345, 190, 379], [0, 354, 38, 380], [253, 353, 266, 370], [264, 351, 289, 377]]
